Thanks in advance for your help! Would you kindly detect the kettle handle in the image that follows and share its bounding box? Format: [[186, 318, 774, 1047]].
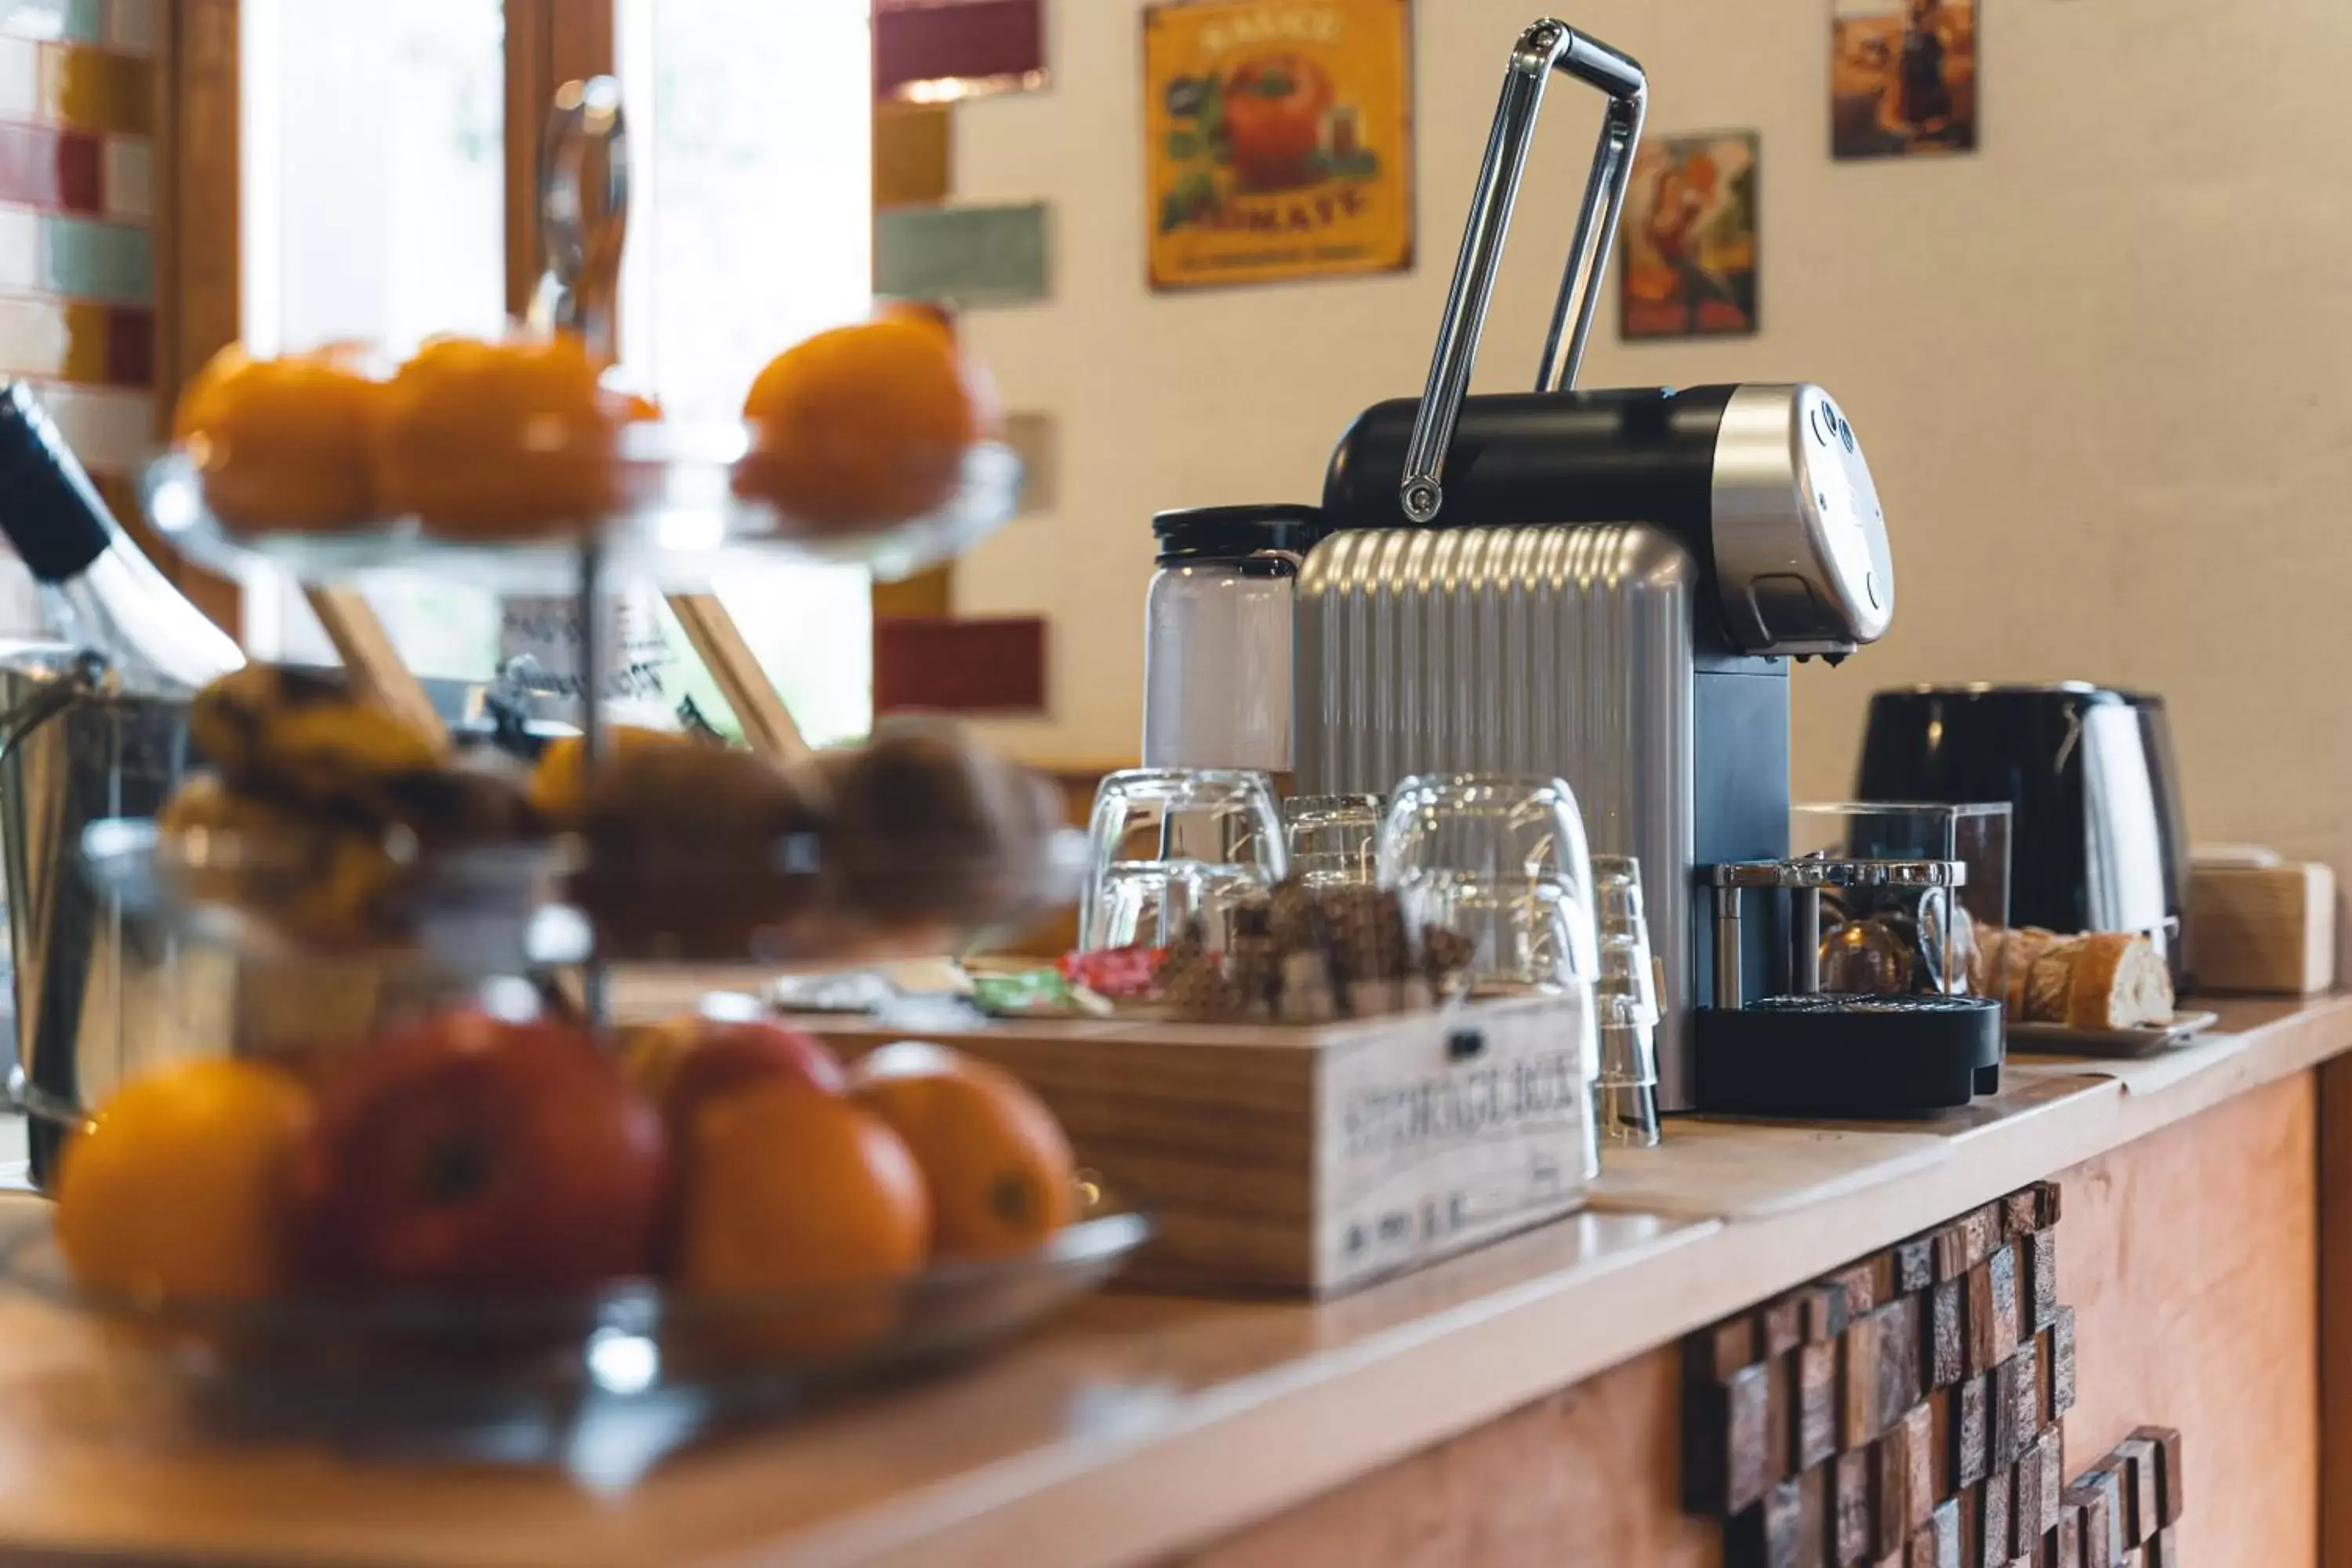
[[1396, 20, 1646, 525]]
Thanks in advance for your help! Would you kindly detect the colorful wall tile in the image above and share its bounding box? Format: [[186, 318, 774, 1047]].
[[97, 130, 140, 216], [102, 0, 155, 56], [0, 7, 158, 502], [0, 121, 98, 212], [0, 202, 39, 291], [873, 103, 953, 210], [44, 211, 147, 300], [874, 0, 1046, 103], [874, 616, 1048, 715], [39, 40, 151, 135], [874, 201, 1050, 307], [36, 381, 149, 468]]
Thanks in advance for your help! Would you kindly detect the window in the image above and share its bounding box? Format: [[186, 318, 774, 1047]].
[[618, 0, 877, 746], [238, 0, 876, 743]]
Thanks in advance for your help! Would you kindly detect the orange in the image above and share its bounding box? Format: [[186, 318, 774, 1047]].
[[604, 379, 662, 424], [372, 333, 621, 539], [672, 1084, 930, 1356], [849, 1041, 1076, 1260], [55, 1058, 314, 1301], [614, 1013, 704, 1106], [735, 318, 989, 533], [528, 724, 695, 826], [173, 344, 379, 534], [877, 299, 959, 345]]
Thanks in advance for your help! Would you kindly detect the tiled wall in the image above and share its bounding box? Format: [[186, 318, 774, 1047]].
[[869, 1, 1054, 725], [0, 0, 155, 481]]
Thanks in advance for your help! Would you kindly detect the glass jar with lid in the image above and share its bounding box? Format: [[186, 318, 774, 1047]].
[[1141, 504, 1320, 774]]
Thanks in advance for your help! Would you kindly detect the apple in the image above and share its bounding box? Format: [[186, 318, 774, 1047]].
[[660, 1020, 844, 1145], [281, 1010, 666, 1296]]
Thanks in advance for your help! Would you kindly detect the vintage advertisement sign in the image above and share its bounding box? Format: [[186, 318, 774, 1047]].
[[1831, 0, 1979, 159], [1142, 0, 1414, 292], [1620, 131, 1760, 341]]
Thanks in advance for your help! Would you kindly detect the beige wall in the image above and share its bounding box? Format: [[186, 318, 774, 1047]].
[[951, 0, 2352, 879]]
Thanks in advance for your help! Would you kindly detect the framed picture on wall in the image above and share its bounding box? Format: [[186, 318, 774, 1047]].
[[1142, 0, 1414, 292], [1619, 131, 1759, 341], [1831, 0, 1980, 158]]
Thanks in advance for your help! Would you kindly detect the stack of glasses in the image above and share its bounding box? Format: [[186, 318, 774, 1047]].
[[1082, 769, 1621, 1155], [1591, 855, 1663, 1146], [1079, 768, 1287, 953]]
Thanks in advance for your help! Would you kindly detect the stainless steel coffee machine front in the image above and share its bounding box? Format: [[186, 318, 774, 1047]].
[[1294, 18, 1895, 1110]]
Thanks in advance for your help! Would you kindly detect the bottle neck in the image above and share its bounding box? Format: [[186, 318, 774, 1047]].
[[46, 546, 243, 692]]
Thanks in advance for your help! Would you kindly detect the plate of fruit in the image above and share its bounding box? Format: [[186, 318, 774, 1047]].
[[2, 1004, 1149, 1432], [146, 306, 1018, 591]]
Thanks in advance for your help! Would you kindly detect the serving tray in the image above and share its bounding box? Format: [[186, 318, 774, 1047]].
[[2006, 1010, 2221, 1059]]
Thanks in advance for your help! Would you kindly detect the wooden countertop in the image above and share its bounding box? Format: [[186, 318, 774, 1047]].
[[0, 995, 2346, 1568]]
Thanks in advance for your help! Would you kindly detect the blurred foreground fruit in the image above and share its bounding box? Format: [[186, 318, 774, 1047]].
[[735, 318, 990, 532], [174, 344, 381, 533], [56, 1059, 314, 1301], [372, 334, 621, 539], [673, 1085, 929, 1352], [657, 1020, 844, 1145], [281, 1011, 665, 1295], [851, 1041, 1076, 1259], [528, 724, 696, 826]]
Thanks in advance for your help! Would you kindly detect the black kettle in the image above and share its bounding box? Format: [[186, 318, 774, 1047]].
[[1856, 684, 2192, 990]]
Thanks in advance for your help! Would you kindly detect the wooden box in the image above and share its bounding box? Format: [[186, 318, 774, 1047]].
[[2189, 859, 2336, 995], [804, 996, 1595, 1298]]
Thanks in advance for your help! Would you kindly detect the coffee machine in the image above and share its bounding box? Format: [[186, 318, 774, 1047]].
[[1294, 19, 1896, 1111]]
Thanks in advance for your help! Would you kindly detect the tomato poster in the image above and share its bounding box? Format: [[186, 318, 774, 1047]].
[[1142, 0, 1414, 292]]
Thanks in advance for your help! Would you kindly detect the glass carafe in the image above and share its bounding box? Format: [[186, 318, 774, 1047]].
[[1141, 504, 1319, 775]]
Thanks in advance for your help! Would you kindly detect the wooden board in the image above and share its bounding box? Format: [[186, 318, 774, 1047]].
[[2318, 1053, 2352, 1568], [1165, 1345, 1717, 1568], [805, 997, 1595, 1297], [1179, 1075, 2318, 1568], [665, 593, 810, 762], [2045, 1073, 2315, 1566]]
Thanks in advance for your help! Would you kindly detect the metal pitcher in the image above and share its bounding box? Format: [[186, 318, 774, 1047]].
[[0, 641, 223, 1189]]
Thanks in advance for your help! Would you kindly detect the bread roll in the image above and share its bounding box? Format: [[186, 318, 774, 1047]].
[[2024, 937, 2085, 1023], [1999, 927, 2063, 1016], [2063, 931, 2176, 1030]]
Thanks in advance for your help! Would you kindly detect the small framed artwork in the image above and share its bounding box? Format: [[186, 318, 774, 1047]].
[[1831, 0, 1979, 159], [1142, 0, 1414, 292], [1619, 131, 1759, 342]]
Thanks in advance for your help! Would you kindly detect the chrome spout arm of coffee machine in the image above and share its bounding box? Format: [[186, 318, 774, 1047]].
[[1399, 20, 1646, 525]]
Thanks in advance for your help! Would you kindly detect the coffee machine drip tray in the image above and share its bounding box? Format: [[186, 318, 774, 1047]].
[[1695, 996, 2002, 1119]]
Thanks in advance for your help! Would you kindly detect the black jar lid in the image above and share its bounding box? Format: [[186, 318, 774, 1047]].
[[1152, 503, 1322, 564]]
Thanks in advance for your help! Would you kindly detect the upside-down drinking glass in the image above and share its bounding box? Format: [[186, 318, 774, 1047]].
[[1376, 774, 1601, 987], [1282, 793, 1385, 889], [1080, 769, 1287, 951]]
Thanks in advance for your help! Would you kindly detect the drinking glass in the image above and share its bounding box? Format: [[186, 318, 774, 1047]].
[[1377, 775, 1599, 984], [1379, 773, 1602, 1185], [1592, 854, 1662, 1147], [1080, 769, 1287, 951], [1283, 794, 1384, 889]]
